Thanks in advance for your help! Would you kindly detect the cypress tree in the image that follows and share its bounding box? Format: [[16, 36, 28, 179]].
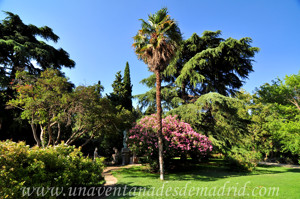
[[123, 62, 132, 111]]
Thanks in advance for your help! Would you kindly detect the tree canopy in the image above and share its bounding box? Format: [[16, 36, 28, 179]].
[[137, 31, 259, 112], [252, 72, 300, 160], [168, 92, 251, 153], [108, 62, 133, 111], [0, 11, 75, 92], [7, 69, 73, 147], [8, 69, 134, 148]]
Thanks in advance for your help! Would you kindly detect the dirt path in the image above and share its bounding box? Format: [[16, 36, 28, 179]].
[[102, 164, 142, 186], [87, 164, 142, 198], [258, 162, 300, 169]]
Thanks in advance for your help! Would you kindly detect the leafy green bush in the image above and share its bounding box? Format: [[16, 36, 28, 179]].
[[226, 147, 262, 172], [0, 140, 105, 198]]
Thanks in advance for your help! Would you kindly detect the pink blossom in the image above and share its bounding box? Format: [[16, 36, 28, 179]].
[[128, 114, 213, 158]]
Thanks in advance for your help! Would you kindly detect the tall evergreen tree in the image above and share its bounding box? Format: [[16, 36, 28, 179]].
[[0, 12, 75, 93], [137, 31, 259, 110], [108, 71, 126, 107], [123, 62, 133, 111]]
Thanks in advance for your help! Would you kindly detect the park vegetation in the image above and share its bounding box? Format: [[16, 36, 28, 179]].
[[0, 140, 105, 199], [0, 7, 299, 195]]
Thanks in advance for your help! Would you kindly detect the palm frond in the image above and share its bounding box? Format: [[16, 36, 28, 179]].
[[133, 8, 182, 70]]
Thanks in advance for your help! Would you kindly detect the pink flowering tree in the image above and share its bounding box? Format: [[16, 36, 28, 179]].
[[128, 114, 212, 169]]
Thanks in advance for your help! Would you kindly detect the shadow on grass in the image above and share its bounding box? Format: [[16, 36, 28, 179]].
[[113, 159, 296, 183], [105, 160, 300, 199], [257, 164, 300, 171], [287, 168, 300, 173]]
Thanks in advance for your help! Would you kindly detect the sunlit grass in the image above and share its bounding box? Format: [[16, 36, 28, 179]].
[[108, 159, 300, 199]]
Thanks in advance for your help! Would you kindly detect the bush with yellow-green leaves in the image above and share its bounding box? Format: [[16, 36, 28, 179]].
[[0, 140, 105, 198]]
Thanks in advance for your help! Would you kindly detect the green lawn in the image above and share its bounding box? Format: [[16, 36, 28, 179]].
[[107, 160, 300, 199]]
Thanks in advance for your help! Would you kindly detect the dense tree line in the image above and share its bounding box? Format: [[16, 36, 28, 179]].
[[0, 12, 135, 157], [132, 8, 298, 174]]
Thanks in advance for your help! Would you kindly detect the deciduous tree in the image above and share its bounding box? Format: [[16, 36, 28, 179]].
[[7, 69, 72, 147]]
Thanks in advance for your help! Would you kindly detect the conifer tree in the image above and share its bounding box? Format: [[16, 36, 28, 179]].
[[108, 71, 125, 107], [123, 62, 133, 111], [0, 12, 75, 92], [137, 31, 259, 110]]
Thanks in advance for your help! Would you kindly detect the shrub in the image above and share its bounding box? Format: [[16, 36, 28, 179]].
[[226, 147, 262, 172], [0, 140, 105, 199], [128, 114, 212, 170]]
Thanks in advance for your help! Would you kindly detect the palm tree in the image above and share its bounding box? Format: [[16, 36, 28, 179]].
[[133, 8, 182, 180]]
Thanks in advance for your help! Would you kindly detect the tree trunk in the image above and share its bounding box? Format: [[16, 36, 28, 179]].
[[30, 122, 41, 147], [155, 70, 164, 180], [55, 123, 61, 145], [181, 81, 188, 104], [81, 134, 94, 147], [289, 98, 300, 112], [66, 130, 87, 145], [40, 125, 45, 148], [47, 123, 53, 146], [6, 64, 17, 98]]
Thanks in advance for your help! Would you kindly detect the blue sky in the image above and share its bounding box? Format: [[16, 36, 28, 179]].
[[1, 0, 300, 104]]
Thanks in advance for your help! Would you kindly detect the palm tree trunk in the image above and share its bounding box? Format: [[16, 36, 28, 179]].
[[155, 70, 164, 180]]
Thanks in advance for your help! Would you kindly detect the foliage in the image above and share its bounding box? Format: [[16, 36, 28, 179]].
[[137, 30, 259, 111], [108, 71, 126, 107], [0, 11, 74, 90], [128, 114, 212, 170], [235, 91, 275, 158], [108, 63, 133, 111], [168, 92, 251, 154], [67, 84, 135, 148], [250, 72, 300, 163], [226, 147, 262, 171], [0, 11, 74, 145], [167, 92, 262, 169], [0, 140, 105, 199], [123, 62, 133, 111], [105, 63, 136, 154], [8, 69, 134, 149], [136, 84, 183, 114], [133, 7, 182, 72], [7, 69, 72, 147], [257, 71, 300, 111]]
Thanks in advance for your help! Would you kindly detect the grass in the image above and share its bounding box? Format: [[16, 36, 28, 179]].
[[107, 159, 300, 199]]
